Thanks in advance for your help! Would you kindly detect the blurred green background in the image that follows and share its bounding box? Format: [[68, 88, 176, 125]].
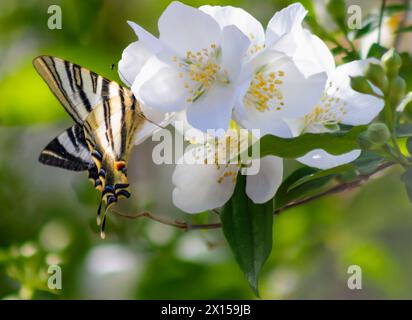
[[1, 0, 412, 299]]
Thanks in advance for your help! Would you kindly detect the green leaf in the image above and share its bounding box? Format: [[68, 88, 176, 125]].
[[305, 15, 330, 40], [327, 0, 347, 33], [353, 22, 377, 40], [253, 126, 366, 159], [274, 167, 333, 209], [353, 151, 385, 175], [221, 175, 273, 296], [401, 168, 412, 203], [331, 46, 346, 55], [396, 124, 412, 137], [343, 51, 361, 63], [400, 53, 412, 90], [396, 25, 412, 33], [406, 137, 412, 156], [367, 43, 388, 59], [385, 3, 409, 15], [288, 163, 353, 191]]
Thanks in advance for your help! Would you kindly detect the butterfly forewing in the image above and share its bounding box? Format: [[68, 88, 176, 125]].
[[33, 55, 129, 125], [34, 55, 143, 172]]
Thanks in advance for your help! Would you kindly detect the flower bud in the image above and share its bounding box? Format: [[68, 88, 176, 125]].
[[358, 133, 375, 150], [350, 76, 374, 95], [382, 48, 402, 78], [364, 63, 388, 93], [365, 123, 391, 145], [389, 76, 407, 108]]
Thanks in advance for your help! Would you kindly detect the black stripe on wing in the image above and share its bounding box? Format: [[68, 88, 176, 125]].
[[33, 55, 129, 125], [39, 125, 93, 171]]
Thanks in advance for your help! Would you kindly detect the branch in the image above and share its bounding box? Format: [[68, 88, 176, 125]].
[[111, 209, 222, 230], [274, 162, 393, 214], [111, 162, 395, 231]]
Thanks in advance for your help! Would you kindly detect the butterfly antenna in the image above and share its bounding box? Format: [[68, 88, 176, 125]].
[[138, 112, 168, 130]]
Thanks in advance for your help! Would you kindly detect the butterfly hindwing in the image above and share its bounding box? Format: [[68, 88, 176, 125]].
[[39, 124, 93, 171]]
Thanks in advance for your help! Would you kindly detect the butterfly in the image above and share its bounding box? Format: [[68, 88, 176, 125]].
[[33, 55, 147, 239]]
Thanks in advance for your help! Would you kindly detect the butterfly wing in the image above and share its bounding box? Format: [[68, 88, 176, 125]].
[[33, 55, 130, 125], [83, 95, 144, 162], [35, 55, 143, 171], [39, 124, 93, 171], [82, 96, 145, 237], [34, 56, 148, 238]]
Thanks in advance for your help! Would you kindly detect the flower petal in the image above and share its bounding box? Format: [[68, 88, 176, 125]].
[[127, 21, 162, 53], [172, 147, 239, 213], [277, 63, 327, 119], [235, 51, 326, 136], [265, 4, 334, 78], [199, 5, 265, 49], [186, 84, 238, 133], [293, 30, 336, 77], [134, 105, 175, 145], [246, 156, 283, 203], [220, 25, 251, 80], [265, 3, 307, 47], [173, 111, 208, 144], [133, 55, 188, 112], [257, 51, 326, 118], [282, 117, 306, 137], [118, 41, 153, 86], [267, 31, 298, 56], [158, 1, 221, 57], [296, 149, 361, 169], [234, 104, 294, 138], [328, 59, 384, 125]]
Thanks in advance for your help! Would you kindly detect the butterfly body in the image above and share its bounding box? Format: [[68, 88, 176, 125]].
[[33, 55, 146, 238]]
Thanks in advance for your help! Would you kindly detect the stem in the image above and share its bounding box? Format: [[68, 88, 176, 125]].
[[383, 90, 409, 166], [378, 0, 387, 45], [344, 34, 359, 59], [111, 163, 395, 231], [328, 34, 358, 58], [395, 0, 410, 49]]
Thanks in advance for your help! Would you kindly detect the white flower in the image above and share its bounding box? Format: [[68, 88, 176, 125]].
[[198, 3, 384, 170], [286, 59, 385, 169], [200, 3, 329, 138], [118, 23, 161, 88], [265, 3, 336, 77], [118, 21, 172, 144], [125, 1, 251, 134], [172, 129, 283, 213]]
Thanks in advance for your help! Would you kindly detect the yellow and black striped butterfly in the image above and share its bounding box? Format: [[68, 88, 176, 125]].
[[33, 55, 146, 238]]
